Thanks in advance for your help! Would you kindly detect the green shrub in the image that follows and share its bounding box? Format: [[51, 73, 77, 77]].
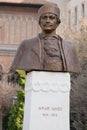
[[7, 70, 26, 130]]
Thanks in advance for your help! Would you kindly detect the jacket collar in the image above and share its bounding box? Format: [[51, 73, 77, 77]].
[[38, 32, 59, 40]]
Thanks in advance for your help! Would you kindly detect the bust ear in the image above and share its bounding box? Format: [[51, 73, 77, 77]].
[[57, 18, 61, 24]]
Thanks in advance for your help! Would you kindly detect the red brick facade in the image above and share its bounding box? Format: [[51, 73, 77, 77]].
[[0, 1, 45, 70]]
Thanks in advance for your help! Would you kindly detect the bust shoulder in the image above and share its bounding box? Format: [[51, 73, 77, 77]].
[[62, 40, 75, 49], [18, 37, 39, 51], [21, 37, 38, 45]]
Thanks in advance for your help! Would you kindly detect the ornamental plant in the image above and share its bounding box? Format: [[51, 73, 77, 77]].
[[7, 70, 26, 130]]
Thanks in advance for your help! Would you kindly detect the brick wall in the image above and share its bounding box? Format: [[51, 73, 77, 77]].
[[0, 55, 13, 70], [0, 5, 41, 70]]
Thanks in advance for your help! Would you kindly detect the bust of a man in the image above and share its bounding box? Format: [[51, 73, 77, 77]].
[[10, 3, 81, 73]]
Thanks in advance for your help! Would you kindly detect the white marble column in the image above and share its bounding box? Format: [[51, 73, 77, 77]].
[[23, 71, 71, 130]]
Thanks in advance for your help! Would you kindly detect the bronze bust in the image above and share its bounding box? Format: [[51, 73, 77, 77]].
[[10, 3, 81, 73]]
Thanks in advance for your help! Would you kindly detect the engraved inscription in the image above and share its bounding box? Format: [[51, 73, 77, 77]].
[[38, 106, 63, 118]]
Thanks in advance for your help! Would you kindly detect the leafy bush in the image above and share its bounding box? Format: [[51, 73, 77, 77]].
[[7, 70, 26, 130]]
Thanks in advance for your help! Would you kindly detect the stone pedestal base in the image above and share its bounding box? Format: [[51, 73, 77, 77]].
[[23, 71, 71, 130]]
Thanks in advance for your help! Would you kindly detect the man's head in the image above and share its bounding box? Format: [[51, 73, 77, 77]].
[[38, 3, 61, 33]]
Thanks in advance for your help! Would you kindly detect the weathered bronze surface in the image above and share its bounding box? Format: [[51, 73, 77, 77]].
[[10, 2, 81, 73]]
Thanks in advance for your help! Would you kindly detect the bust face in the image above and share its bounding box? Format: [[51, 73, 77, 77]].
[[39, 13, 58, 34]]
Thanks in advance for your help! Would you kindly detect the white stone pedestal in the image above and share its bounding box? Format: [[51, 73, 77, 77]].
[[23, 71, 71, 130]]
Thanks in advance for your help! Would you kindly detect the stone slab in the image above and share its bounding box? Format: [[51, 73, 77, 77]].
[[23, 71, 71, 130]]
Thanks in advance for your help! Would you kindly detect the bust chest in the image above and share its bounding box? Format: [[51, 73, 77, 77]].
[[41, 37, 64, 71]]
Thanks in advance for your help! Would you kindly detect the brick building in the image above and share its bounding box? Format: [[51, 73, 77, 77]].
[[0, 0, 46, 71]]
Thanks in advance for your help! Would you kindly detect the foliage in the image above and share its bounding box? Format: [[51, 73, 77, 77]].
[[0, 76, 19, 109], [2, 108, 10, 130], [7, 70, 26, 130], [58, 18, 87, 130]]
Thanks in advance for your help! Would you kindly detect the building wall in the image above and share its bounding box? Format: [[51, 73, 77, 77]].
[[0, 5, 41, 70], [0, 6, 39, 45], [67, 0, 87, 28]]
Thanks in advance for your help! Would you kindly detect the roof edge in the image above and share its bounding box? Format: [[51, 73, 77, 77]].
[[0, 2, 44, 7], [0, 0, 46, 5]]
